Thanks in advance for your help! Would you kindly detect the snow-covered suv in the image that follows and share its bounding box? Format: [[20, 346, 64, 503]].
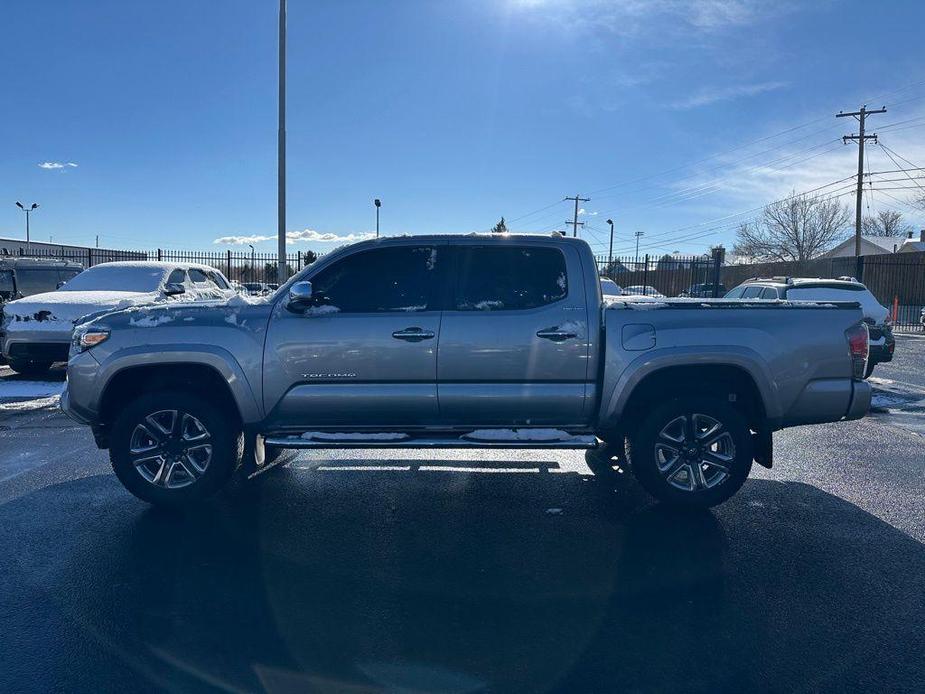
[[1, 261, 235, 375]]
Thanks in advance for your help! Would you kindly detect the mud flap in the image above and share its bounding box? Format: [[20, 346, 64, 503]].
[[753, 428, 773, 469]]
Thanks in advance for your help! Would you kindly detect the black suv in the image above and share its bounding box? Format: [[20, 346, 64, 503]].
[[0, 257, 83, 303]]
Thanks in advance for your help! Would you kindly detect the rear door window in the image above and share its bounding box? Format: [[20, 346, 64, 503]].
[[454, 246, 567, 311], [740, 286, 763, 299], [760, 287, 779, 299]]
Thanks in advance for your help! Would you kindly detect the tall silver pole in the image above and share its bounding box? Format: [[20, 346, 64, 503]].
[[277, 0, 287, 282]]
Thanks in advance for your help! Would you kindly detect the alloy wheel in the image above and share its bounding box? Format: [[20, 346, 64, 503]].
[[129, 409, 213, 489], [653, 413, 735, 492]]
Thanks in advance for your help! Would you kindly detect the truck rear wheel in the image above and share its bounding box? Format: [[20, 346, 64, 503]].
[[627, 397, 753, 508], [110, 390, 243, 506]]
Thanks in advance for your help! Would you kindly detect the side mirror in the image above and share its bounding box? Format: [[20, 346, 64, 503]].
[[164, 283, 186, 296], [287, 281, 314, 310]]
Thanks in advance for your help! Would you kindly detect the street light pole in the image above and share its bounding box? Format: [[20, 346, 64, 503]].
[[374, 199, 381, 238], [606, 218, 614, 275], [634, 230, 644, 265], [15, 202, 39, 253], [277, 0, 287, 282], [248, 244, 255, 283]]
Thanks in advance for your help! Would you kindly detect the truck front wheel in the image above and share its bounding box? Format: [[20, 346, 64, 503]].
[[110, 391, 243, 506], [627, 397, 753, 507]]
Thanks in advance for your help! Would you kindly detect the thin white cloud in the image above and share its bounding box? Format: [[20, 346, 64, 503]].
[[509, 0, 797, 36], [38, 161, 78, 170], [213, 229, 376, 246], [671, 81, 788, 109], [578, 208, 598, 216]]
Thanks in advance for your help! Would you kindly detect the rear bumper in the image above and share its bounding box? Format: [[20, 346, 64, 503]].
[[845, 380, 871, 421], [782, 377, 871, 426]]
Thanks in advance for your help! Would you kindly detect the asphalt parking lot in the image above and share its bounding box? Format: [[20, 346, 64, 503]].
[[1, 337, 923, 693]]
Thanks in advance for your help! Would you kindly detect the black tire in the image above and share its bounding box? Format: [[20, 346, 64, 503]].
[[8, 359, 53, 376], [864, 361, 875, 379], [628, 397, 753, 508], [110, 390, 243, 506]]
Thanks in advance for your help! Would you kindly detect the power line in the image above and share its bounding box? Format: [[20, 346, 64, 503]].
[[877, 142, 925, 194]]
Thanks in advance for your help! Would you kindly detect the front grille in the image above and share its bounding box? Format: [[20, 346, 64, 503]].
[[8, 342, 70, 362]]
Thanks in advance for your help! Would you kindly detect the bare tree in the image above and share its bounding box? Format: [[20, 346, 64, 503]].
[[862, 210, 913, 237], [733, 192, 852, 262]]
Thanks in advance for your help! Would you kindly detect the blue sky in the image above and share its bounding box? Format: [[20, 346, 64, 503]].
[[3, 0, 924, 258]]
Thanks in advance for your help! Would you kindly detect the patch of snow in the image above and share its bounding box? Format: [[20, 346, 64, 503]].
[[303, 304, 340, 316], [397, 305, 426, 312], [463, 428, 578, 442], [459, 300, 504, 311], [297, 432, 409, 441], [0, 394, 61, 412], [556, 272, 567, 291], [129, 313, 173, 327], [0, 380, 65, 399]]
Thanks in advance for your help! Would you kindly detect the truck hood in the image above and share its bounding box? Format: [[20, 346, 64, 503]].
[[3, 290, 163, 330], [80, 294, 273, 333]]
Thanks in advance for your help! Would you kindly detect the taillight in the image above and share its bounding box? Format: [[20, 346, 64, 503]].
[[846, 323, 869, 380]]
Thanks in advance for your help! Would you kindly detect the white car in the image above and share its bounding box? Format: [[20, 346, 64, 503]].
[[622, 285, 665, 298], [0, 261, 235, 375], [600, 278, 624, 297]]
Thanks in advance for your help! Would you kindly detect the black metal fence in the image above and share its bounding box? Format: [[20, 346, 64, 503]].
[[597, 253, 724, 297], [1, 246, 319, 284]]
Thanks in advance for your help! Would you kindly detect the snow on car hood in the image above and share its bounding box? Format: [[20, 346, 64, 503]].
[[2, 290, 162, 329]]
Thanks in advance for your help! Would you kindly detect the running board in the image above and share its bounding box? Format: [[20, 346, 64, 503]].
[[264, 434, 598, 450]]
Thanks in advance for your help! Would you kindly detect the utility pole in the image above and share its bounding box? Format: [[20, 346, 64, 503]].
[[374, 199, 381, 238], [95, 235, 99, 248], [634, 230, 644, 263], [564, 194, 589, 237], [277, 0, 287, 282], [837, 104, 886, 257], [606, 218, 614, 273]]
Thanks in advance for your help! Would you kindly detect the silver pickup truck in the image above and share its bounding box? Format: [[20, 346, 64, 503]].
[[62, 234, 871, 508]]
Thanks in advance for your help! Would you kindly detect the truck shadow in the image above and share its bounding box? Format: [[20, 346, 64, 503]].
[[0, 461, 922, 693]]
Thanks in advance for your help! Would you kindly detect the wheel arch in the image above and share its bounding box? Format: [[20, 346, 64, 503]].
[[603, 363, 769, 438], [97, 362, 248, 448]]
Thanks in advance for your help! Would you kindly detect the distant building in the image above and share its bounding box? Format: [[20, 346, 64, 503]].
[[821, 231, 925, 257], [0, 237, 145, 266]]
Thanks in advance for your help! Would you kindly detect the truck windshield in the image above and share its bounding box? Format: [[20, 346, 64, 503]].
[[59, 265, 167, 293]]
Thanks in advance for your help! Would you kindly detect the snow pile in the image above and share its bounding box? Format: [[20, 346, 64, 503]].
[[297, 432, 409, 441]]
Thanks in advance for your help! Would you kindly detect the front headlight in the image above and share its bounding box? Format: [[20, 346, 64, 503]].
[[72, 328, 110, 353]]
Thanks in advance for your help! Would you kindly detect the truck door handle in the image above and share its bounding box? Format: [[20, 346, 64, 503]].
[[536, 329, 578, 342], [392, 327, 435, 342]]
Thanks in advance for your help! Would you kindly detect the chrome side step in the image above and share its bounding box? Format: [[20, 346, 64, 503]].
[[264, 435, 598, 450]]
